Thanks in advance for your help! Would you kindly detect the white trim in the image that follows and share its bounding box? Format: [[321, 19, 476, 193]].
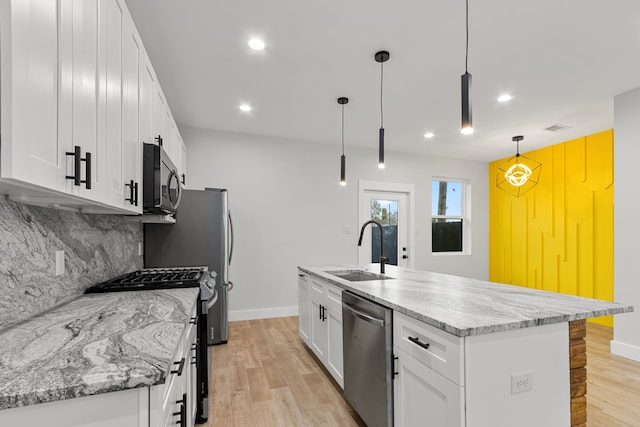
[[357, 180, 416, 268], [228, 305, 298, 321], [610, 340, 640, 362]]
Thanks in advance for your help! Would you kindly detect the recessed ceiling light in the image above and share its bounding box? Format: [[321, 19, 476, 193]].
[[239, 104, 252, 112], [497, 94, 513, 103], [423, 132, 435, 139], [248, 38, 265, 51]]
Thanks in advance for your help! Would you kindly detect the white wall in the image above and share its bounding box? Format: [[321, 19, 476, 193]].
[[182, 127, 488, 320], [612, 88, 640, 362]]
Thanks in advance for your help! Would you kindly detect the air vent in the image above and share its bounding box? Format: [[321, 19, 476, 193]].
[[544, 124, 571, 132]]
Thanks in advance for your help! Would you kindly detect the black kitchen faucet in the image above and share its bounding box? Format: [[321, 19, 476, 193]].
[[357, 220, 388, 274]]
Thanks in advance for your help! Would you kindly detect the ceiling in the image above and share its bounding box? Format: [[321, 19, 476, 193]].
[[125, 0, 640, 162]]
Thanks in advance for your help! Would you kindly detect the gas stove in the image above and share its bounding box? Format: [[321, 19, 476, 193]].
[[85, 267, 211, 293]]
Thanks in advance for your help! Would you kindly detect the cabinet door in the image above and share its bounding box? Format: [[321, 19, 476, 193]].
[[179, 137, 187, 185], [325, 283, 343, 387], [310, 280, 327, 360], [153, 86, 168, 147], [394, 347, 465, 427], [121, 7, 142, 212], [99, 0, 125, 207], [1, 0, 65, 191], [139, 51, 156, 147], [59, 0, 100, 199], [298, 272, 311, 345]]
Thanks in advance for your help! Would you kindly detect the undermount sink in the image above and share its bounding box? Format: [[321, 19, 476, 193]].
[[326, 270, 393, 282]]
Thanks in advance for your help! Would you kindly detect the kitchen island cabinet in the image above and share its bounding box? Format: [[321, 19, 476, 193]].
[[0, 288, 200, 427], [298, 264, 633, 427], [305, 275, 344, 388]]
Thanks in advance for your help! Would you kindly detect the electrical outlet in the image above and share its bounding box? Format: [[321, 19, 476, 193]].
[[55, 250, 65, 276], [511, 371, 533, 394], [138, 242, 143, 256], [342, 225, 351, 235]]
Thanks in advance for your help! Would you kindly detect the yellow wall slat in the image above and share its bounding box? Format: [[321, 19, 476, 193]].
[[489, 129, 614, 327]]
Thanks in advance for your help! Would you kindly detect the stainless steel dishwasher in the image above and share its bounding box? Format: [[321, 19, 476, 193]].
[[342, 290, 393, 427]]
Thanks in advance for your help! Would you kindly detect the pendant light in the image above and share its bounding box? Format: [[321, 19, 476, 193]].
[[375, 50, 390, 169], [461, 0, 473, 135], [338, 97, 349, 186], [496, 136, 542, 197]]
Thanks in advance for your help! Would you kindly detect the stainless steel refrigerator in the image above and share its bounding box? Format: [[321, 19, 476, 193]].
[[144, 188, 233, 345]]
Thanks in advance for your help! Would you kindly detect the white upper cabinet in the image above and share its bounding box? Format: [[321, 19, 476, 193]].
[[121, 5, 142, 212], [0, 0, 184, 214], [0, 0, 65, 191]]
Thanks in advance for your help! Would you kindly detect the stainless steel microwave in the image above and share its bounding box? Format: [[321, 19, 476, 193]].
[[143, 143, 182, 215]]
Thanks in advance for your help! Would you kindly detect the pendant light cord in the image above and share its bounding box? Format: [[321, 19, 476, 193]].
[[380, 61, 384, 128], [465, 0, 469, 73], [341, 104, 345, 156]]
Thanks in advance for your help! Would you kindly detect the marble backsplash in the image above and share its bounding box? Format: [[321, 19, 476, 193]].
[[0, 196, 143, 331]]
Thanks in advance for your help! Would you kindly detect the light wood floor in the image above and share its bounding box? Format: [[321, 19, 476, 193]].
[[206, 317, 640, 427]]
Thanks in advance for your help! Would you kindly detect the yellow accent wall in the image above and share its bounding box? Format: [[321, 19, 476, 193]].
[[489, 129, 614, 326]]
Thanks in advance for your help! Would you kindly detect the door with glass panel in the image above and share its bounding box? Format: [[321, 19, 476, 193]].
[[358, 191, 409, 268]]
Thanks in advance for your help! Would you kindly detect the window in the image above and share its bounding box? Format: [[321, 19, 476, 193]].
[[431, 179, 467, 253]]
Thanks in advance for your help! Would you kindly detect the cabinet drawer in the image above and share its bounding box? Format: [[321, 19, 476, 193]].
[[393, 311, 464, 385]]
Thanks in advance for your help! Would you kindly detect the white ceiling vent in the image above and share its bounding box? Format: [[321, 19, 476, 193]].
[[544, 124, 571, 132]]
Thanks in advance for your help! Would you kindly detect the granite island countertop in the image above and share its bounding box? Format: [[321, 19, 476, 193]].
[[299, 264, 634, 337], [0, 288, 199, 411]]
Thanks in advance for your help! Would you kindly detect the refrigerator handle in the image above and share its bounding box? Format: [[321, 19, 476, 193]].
[[228, 210, 234, 265]]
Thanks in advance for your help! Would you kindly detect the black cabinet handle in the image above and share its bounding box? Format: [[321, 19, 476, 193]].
[[393, 355, 399, 378], [125, 180, 135, 205], [298, 273, 306, 278], [66, 146, 82, 186], [321, 305, 327, 322], [408, 336, 430, 350], [171, 357, 186, 376], [133, 181, 138, 206], [155, 135, 163, 146], [81, 151, 91, 189], [191, 343, 198, 365], [190, 316, 197, 325], [66, 146, 91, 189], [402, 255, 408, 259], [181, 173, 185, 185], [173, 393, 187, 427]]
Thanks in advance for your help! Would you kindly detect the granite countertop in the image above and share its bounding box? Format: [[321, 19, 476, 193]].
[[299, 264, 634, 337], [0, 288, 199, 411]]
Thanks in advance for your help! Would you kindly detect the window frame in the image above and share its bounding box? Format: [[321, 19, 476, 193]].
[[431, 177, 471, 255]]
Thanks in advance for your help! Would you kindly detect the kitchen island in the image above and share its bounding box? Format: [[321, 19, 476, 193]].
[[0, 288, 200, 426], [298, 264, 633, 427]]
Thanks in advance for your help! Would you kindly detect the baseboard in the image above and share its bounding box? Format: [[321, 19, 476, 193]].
[[229, 305, 298, 321], [610, 340, 640, 362]]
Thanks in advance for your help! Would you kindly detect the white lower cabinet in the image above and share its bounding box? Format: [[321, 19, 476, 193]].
[[298, 270, 343, 388], [394, 346, 465, 427], [394, 311, 571, 427], [0, 387, 149, 427], [150, 306, 198, 427], [298, 272, 311, 344], [393, 311, 465, 427]]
